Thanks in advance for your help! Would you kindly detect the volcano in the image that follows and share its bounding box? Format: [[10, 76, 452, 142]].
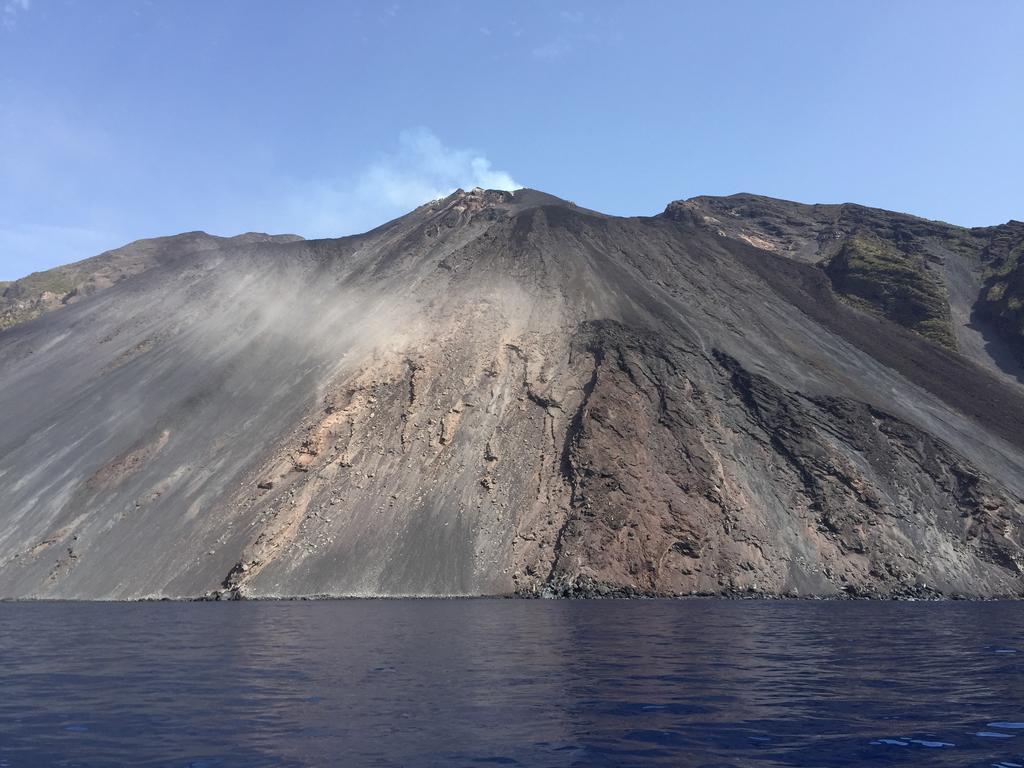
[[1, 188, 1022, 599]]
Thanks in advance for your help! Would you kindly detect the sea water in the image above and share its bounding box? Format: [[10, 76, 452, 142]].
[[0, 599, 1022, 767]]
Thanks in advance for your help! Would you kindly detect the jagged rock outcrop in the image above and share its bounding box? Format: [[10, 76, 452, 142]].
[[0, 188, 1022, 599]]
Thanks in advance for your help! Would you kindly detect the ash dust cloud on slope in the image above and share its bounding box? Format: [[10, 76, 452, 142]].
[[0, 188, 1022, 600]]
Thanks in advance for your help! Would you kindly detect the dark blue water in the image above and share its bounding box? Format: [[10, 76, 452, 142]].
[[0, 600, 1022, 767]]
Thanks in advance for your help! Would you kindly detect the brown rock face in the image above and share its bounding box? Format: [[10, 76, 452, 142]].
[[0, 188, 1022, 599]]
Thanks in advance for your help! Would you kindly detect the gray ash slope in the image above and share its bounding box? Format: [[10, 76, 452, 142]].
[[1, 188, 1022, 599], [0, 230, 303, 331]]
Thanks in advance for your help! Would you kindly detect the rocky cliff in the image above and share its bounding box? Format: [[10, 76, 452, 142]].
[[0, 188, 1022, 599]]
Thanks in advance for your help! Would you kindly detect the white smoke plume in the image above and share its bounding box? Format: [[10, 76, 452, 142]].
[[281, 128, 521, 239]]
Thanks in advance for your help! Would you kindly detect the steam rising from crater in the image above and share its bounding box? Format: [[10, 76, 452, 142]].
[[280, 128, 522, 239]]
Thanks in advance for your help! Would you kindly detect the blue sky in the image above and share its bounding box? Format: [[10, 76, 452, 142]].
[[1, 1, 1022, 279]]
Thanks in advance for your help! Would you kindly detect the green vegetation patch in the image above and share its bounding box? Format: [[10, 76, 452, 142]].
[[824, 232, 956, 349], [15, 269, 76, 298], [0, 266, 80, 332]]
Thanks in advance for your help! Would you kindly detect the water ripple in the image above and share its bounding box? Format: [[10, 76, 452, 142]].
[[0, 600, 1021, 766]]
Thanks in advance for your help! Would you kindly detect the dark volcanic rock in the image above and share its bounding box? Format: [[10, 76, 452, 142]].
[[974, 220, 1024, 366], [823, 233, 955, 348], [670, 194, 1024, 384], [0, 187, 1022, 599]]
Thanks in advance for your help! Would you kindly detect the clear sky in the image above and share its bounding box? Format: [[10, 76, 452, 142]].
[[1, 1, 1022, 279]]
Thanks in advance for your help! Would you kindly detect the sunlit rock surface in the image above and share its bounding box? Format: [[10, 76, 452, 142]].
[[1, 188, 1022, 599]]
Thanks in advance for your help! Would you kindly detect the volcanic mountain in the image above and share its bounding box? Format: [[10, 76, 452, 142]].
[[1, 188, 1022, 600]]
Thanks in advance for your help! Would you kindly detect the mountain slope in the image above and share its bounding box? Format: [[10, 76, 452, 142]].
[[0, 188, 1022, 599], [974, 220, 1024, 366], [671, 194, 1024, 384], [0, 231, 303, 331]]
